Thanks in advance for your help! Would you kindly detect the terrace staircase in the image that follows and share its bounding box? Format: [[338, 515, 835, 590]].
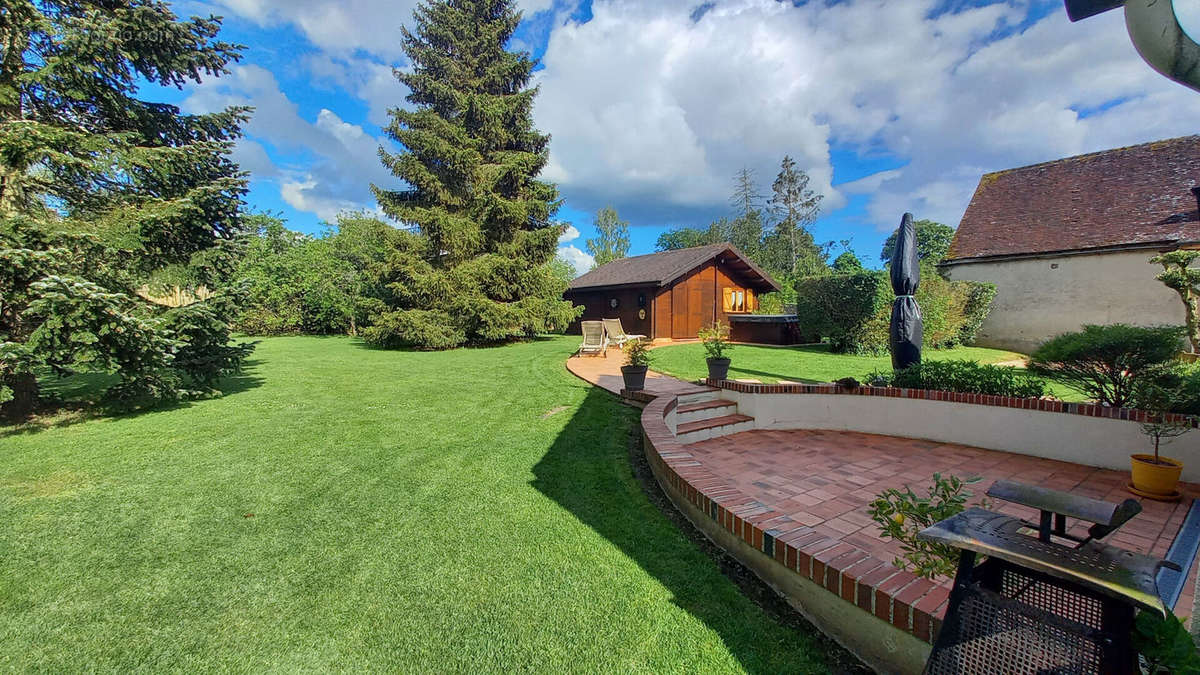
[[674, 388, 754, 444]]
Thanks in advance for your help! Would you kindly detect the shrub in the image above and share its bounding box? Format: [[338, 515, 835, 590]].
[[1132, 610, 1200, 673], [794, 268, 996, 354], [1029, 324, 1185, 407], [868, 473, 988, 580], [795, 271, 892, 354], [698, 321, 732, 360], [361, 309, 466, 350], [884, 360, 1047, 398], [623, 339, 651, 367]]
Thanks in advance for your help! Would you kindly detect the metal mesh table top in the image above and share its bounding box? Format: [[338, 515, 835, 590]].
[[919, 508, 1167, 615]]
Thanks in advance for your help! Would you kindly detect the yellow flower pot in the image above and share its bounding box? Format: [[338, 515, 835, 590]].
[[1129, 454, 1184, 501]]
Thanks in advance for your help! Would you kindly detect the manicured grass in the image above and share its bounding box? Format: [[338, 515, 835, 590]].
[[2, 336, 839, 672], [649, 342, 1086, 401], [649, 342, 1026, 384]]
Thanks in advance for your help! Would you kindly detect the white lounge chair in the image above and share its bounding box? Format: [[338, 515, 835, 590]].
[[578, 320, 608, 357], [602, 318, 645, 348]]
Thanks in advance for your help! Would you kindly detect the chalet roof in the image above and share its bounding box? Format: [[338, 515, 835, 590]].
[[566, 242, 781, 293], [945, 136, 1200, 263]]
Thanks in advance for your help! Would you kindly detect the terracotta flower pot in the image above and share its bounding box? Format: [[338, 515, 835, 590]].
[[1130, 454, 1184, 500], [706, 357, 730, 381], [621, 365, 648, 391]]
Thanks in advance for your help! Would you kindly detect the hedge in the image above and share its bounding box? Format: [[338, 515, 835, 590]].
[[795, 266, 996, 354], [880, 360, 1047, 399]]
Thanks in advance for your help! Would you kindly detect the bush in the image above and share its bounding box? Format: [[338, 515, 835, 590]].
[[883, 360, 1046, 398], [361, 309, 466, 350], [1132, 611, 1200, 673], [1029, 324, 1185, 407], [794, 268, 997, 354], [795, 271, 892, 354], [868, 473, 988, 580], [698, 321, 732, 359]]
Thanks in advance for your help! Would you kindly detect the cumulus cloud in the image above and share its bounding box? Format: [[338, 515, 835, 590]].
[[533, 0, 1200, 230], [182, 65, 399, 222], [556, 245, 593, 275], [211, 0, 421, 61], [558, 224, 581, 243]]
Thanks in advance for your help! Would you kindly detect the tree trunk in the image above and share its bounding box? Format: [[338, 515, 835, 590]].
[[1, 371, 38, 421], [1185, 290, 1200, 353]]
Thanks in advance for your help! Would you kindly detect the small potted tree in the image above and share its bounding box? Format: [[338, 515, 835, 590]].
[[698, 320, 732, 381], [1131, 381, 1192, 500], [621, 339, 651, 392]]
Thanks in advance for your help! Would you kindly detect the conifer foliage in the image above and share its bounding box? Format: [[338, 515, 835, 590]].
[[0, 0, 253, 419], [368, 0, 579, 349]]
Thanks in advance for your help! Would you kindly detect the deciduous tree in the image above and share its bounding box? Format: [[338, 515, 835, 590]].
[[585, 206, 630, 268]]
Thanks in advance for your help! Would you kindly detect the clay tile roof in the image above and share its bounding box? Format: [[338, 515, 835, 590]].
[[567, 242, 781, 292], [946, 136, 1200, 262]]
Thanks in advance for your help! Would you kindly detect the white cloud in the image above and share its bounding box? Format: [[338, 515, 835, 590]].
[[558, 224, 581, 243], [557, 245, 593, 275], [182, 65, 400, 222], [533, 0, 1200, 231], [210, 0, 420, 61]]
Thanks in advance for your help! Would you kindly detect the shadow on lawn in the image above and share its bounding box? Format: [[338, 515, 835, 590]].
[[530, 386, 865, 674], [0, 359, 266, 438]]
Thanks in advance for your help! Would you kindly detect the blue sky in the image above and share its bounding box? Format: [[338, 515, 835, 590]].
[[171, 0, 1200, 272]]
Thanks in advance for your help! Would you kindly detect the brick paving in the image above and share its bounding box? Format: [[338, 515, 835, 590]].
[[685, 428, 1200, 620]]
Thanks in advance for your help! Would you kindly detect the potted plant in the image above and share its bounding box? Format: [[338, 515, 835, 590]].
[[1131, 381, 1192, 500], [621, 339, 651, 391], [698, 321, 732, 381]]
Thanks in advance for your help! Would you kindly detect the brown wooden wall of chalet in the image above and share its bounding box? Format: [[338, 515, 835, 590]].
[[565, 260, 762, 339]]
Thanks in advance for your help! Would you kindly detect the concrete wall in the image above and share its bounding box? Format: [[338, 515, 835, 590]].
[[719, 389, 1200, 482], [943, 249, 1184, 354]]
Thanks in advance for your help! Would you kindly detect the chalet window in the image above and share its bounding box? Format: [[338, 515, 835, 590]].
[[723, 287, 748, 313]]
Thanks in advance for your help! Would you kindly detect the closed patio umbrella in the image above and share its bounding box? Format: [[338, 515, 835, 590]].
[[889, 213, 922, 370]]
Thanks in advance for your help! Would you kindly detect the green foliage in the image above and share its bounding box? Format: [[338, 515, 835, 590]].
[[235, 213, 393, 336], [1132, 611, 1200, 674], [795, 271, 892, 354], [880, 220, 955, 264], [831, 251, 862, 273], [0, 1, 251, 417], [366, 0, 580, 349], [1029, 324, 1185, 407], [796, 268, 996, 355], [698, 321, 732, 360], [868, 474, 986, 580], [161, 287, 256, 391], [1132, 377, 1195, 462], [586, 206, 629, 268], [655, 224, 726, 251], [882, 360, 1047, 398], [1151, 250, 1200, 353], [958, 281, 997, 345], [623, 339, 651, 367]]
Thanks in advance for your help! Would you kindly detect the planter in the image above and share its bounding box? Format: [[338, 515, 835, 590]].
[[706, 357, 731, 381], [621, 365, 648, 391], [1129, 454, 1184, 500]]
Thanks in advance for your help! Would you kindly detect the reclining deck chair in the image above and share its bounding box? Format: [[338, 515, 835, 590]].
[[602, 318, 645, 349], [578, 321, 608, 357]]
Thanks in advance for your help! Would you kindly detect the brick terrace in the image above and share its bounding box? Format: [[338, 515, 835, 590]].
[[684, 427, 1200, 622]]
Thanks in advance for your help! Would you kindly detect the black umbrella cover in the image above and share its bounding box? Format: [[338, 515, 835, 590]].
[[889, 212, 922, 370]]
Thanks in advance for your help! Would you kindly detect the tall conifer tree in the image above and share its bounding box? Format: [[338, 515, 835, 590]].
[[368, 0, 579, 348], [0, 0, 253, 418]]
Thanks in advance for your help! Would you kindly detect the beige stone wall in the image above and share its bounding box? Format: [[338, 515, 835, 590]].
[[943, 250, 1184, 354]]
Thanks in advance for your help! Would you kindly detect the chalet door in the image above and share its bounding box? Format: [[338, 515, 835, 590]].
[[687, 277, 705, 337], [671, 282, 688, 338]]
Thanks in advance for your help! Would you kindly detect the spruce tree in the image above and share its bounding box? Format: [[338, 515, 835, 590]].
[[0, 0, 253, 419], [368, 0, 579, 348]]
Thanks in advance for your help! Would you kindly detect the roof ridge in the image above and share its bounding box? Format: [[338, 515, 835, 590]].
[[980, 135, 1200, 179]]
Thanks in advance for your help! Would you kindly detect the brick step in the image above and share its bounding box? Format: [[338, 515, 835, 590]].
[[676, 413, 755, 443], [675, 387, 722, 406], [676, 398, 738, 423]]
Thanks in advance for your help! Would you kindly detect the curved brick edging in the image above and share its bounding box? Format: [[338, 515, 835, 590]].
[[640, 394, 934, 674]]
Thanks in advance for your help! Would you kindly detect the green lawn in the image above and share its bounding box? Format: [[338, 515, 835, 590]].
[[2, 336, 842, 672], [648, 342, 1086, 401]]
